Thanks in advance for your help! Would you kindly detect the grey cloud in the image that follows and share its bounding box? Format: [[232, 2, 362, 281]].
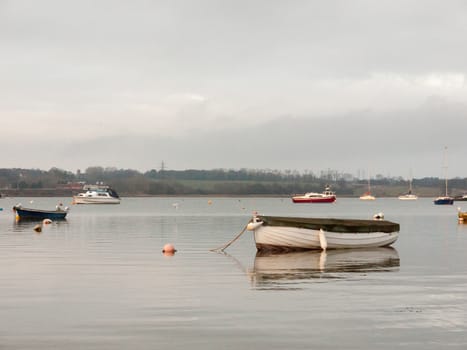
[[1, 1, 467, 177], [2, 99, 461, 178]]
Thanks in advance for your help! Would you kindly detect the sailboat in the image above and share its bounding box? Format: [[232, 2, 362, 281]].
[[398, 175, 418, 200], [434, 147, 454, 205], [360, 171, 375, 200]]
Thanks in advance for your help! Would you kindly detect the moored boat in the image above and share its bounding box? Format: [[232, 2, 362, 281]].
[[359, 192, 376, 201], [72, 184, 121, 204], [454, 194, 467, 201], [247, 214, 400, 251], [398, 193, 418, 200], [13, 204, 68, 220], [360, 173, 375, 200], [398, 177, 418, 200], [292, 185, 336, 203], [434, 196, 454, 205], [434, 147, 453, 205]]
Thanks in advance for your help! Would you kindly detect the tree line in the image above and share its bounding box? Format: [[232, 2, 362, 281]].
[[0, 167, 466, 197]]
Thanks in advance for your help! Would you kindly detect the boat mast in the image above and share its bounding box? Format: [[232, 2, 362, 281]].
[[443, 146, 448, 196], [367, 169, 371, 193], [408, 169, 413, 194]]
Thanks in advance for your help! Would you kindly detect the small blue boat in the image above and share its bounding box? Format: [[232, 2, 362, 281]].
[[13, 204, 68, 220], [434, 196, 454, 205]]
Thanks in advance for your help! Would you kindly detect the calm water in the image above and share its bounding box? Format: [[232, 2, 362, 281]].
[[0, 197, 466, 349]]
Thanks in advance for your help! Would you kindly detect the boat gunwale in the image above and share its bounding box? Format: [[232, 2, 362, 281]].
[[13, 206, 67, 214], [257, 215, 400, 234]]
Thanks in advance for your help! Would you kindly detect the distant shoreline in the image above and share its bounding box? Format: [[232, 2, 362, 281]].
[[0, 192, 448, 199]]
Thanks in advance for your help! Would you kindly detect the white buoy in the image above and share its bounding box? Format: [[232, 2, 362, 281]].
[[373, 212, 384, 220], [319, 229, 327, 250]]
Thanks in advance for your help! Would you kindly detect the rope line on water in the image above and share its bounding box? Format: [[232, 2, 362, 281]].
[[210, 221, 251, 252]]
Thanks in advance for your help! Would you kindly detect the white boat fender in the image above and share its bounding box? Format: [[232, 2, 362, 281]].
[[247, 220, 263, 231], [319, 229, 327, 250]]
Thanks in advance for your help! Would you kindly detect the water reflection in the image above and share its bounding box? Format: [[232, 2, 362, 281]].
[[12, 218, 68, 232], [249, 248, 400, 289]]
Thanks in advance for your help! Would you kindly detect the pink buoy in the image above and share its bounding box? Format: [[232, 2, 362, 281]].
[[162, 243, 177, 256]]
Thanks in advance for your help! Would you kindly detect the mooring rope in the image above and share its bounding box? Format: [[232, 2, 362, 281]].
[[210, 220, 251, 252]]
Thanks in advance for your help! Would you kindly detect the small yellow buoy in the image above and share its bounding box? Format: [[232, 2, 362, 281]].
[[162, 243, 177, 256]]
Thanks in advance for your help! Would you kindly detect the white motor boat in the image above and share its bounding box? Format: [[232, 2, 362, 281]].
[[292, 185, 336, 203], [72, 185, 121, 204]]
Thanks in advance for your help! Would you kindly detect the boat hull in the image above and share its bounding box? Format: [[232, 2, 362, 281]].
[[72, 196, 121, 204], [254, 226, 399, 251], [434, 197, 454, 205], [398, 195, 418, 200], [360, 195, 376, 200], [14, 207, 67, 220], [251, 216, 399, 251], [292, 196, 336, 203]]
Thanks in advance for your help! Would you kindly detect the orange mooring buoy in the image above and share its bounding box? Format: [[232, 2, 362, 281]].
[[162, 243, 177, 256]]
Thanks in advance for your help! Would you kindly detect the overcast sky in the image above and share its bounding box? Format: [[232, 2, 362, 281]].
[[1, 0, 467, 178]]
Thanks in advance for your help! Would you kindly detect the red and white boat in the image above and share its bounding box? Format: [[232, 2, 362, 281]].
[[292, 186, 336, 203]]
